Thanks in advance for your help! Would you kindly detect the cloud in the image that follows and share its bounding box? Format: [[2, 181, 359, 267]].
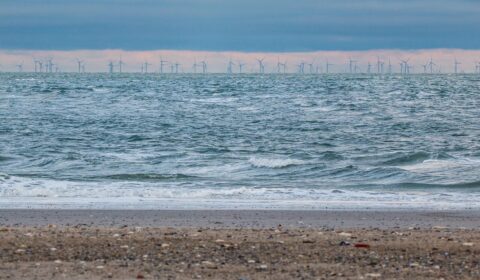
[[0, 0, 479, 51]]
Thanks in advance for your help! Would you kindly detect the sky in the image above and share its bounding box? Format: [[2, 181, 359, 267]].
[[1, 0, 480, 51], [0, 0, 479, 72]]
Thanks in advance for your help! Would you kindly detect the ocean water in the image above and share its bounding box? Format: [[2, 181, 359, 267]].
[[1, 73, 480, 210]]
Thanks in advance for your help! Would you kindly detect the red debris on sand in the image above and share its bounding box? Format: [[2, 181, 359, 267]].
[[354, 243, 371, 249], [136, 273, 145, 279]]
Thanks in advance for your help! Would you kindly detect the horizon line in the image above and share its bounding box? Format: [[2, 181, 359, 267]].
[[1, 48, 480, 74]]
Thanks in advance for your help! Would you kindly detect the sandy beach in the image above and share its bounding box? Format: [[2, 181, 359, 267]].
[[0, 209, 479, 279]]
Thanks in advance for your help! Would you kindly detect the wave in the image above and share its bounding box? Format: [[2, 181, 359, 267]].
[[1, 175, 479, 210], [387, 181, 480, 189], [93, 173, 197, 181], [248, 156, 305, 168], [0, 173, 11, 181], [0, 156, 12, 162], [399, 158, 480, 173], [382, 151, 431, 165]]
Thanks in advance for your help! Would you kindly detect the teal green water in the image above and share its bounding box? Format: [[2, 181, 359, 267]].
[[1, 73, 479, 209]]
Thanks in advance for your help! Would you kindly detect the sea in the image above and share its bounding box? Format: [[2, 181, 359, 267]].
[[1, 73, 479, 210]]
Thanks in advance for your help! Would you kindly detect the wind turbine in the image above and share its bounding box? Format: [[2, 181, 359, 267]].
[[427, 58, 436, 74], [400, 59, 410, 74], [422, 63, 428, 74], [227, 59, 235, 74], [367, 62, 372, 74], [33, 58, 39, 73], [46, 58, 54, 73], [16, 62, 24, 72], [387, 59, 392, 74], [174, 62, 180, 74], [282, 61, 287, 73], [256, 58, 265, 74], [50, 62, 56, 73], [454, 58, 461, 74], [159, 58, 168, 74], [143, 61, 152, 73], [325, 60, 333, 74], [375, 57, 385, 74], [276, 58, 282, 74], [354, 63, 360, 73], [308, 61, 315, 74], [108, 61, 114, 74], [76, 59, 83, 73], [193, 59, 199, 73], [297, 62, 305, 74], [238, 61, 245, 73], [348, 59, 357, 73], [118, 58, 125, 73], [200, 61, 207, 74]]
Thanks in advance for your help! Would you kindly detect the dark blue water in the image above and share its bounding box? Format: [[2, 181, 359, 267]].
[[1, 73, 480, 209]]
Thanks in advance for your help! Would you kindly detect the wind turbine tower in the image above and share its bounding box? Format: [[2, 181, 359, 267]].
[[76, 59, 83, 73], [227, 59, 235, 74], [159, 58, 168, 74], [377, 57, 383, 74], [16, 62, 24, 72], [193, 59, 199, 73], [297, 62, 305, 74], [200, 61, 207, 74], [46, 58, 54, 73], [108, 61, 114, 74], [143, 61, 152, 73], [325, 60, 333, 74], [256, 58, 265, 74], [33, 59, 39, 73], [422, 63, 428, 74], [454, 59, 461, 74], [308, 62, 315, 74], [281, 61, 287, 73], [118, 58, 125, 73], [238, 62, 245, 73], [174, 62, 180, 74], [428, 58, 436, 74], [349, 59, 357, 73]]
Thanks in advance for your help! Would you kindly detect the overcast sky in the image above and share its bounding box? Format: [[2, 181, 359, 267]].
[[1, 0, 480, 51]]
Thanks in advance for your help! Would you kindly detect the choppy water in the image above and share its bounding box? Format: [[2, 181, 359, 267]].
[[1, 73, 480, 209]]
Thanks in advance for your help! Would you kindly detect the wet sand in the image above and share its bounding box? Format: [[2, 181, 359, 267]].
[[0, 209, 479, 279], [1, 209, 480, 229]]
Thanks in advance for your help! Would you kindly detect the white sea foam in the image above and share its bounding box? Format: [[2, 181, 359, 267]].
[[400, 158, 480, 173], [92, 87, 110, 93], [248, 157, 305, 168], [0, 175, 479, 210], [236, 106, 258, 112]]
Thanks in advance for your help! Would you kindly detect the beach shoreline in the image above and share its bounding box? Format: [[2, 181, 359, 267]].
[[1, 209, 479, 279], [1, 209, 479, 229]]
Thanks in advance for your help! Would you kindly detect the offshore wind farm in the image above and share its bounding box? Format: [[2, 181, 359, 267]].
[[2, 50, 480, 74], [2, 0, 480, 279]]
